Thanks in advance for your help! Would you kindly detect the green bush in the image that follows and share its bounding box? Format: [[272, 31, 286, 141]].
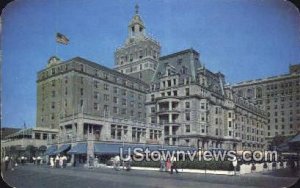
[[131, 159, 240, 171]]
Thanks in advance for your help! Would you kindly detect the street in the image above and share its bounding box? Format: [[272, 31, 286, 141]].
[[2, 164, 299, 188]]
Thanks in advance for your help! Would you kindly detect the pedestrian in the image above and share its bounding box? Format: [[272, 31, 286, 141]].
[[94, 156, 99, 167], [50, 157, 54, 168], [114, 155, 120, 171], [159, 156, 166, 172], [4, 155, 9, 171], [124, 155, 132, 171], [37, 156, 41, 165], [21, 156, 25, 165], [10, 157, 15, 171], [59, 156, 63, 168], [88, 155, 94, 169], [55, 155, 59, 168], [32, 156, 36, 165], [170, 157, 178, 174], [166, 157, 171, 172], [62, 155, 67, 168]]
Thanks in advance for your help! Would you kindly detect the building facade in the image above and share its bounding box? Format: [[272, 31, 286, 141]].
[[33, 5, 268, 160], [233, 64, 300, 146], [146, 49, 266, 150], [114, 4, 161, 85]]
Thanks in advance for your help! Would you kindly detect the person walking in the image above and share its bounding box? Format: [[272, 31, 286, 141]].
[[4, 156, 9, 171], [159, 156, 166, 172], [59, 156, 63, 168], [170, 157, 178, 174], [124, 155, 132, 171], [50, 157, 54, 168], [62, 155, 67, 168], [114, 155, 120, 171], [88, 155, 94, 169], [166, 157, 171, 172], [21, 156, 25, 165], [55, 155, 59, 168]]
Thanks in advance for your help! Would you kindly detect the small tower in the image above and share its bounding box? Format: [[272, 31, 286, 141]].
[[114, 4, 161, 84]]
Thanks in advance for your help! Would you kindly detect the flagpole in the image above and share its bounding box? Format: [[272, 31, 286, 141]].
[[55, 0, 58, 56]]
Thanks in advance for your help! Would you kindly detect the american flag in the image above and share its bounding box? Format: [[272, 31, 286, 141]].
[[56, 32, 69, 45]]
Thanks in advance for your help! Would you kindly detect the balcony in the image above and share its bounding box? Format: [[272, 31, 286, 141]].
[[157, 108, 180, 114], [159, 120, 180, 126]]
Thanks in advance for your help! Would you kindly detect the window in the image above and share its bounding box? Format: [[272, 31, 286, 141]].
[[51, 80, 55, 86], [113, 87, 118, 94], [94, 92, 99, 99], [151, 94, 155, 102], [185, 88, 190, 96], [122, 89, 126, 96], [113, 107, 118, 114], [113, 97, 118, 104], [185, 125, 190, 133], [51, 102, 55, 109], [80, 88, 84, 96], [104, 84, 109, 90], [35, 133, 41, 139], [94, 80, 98, 88], [185, 102, 190, 108], [200, 103, 205, 109], [228, 112, 231, 118], [104, 94, 109, 101], [185, 113, 190, 121], [94, 103, 98, 110], [151, 107, 155, 113], [122, 99, 126, 106], [173, 90, 177, 96], [52, 91, 56, 97]]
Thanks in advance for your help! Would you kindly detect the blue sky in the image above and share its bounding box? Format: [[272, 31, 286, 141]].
[[2, 0, 300, 128]]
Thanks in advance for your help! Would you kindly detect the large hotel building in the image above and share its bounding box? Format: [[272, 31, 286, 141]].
[[28, 5, 296, 159], [233, 65, 300, 145]]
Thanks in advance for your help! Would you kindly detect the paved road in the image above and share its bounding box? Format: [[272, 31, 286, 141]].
[[2, 164, 299, 188]]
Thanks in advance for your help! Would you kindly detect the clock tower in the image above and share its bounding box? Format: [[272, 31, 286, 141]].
[[114, 4, 161, 84]]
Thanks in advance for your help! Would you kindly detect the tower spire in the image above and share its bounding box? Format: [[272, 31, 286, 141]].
[[135, 3, 139, 14]]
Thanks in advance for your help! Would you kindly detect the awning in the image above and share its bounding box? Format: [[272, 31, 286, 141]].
[[145, 145, 162, 152], [68, 143, 87, 154], [289, 134, 300, 143], [54, 144, 71, 155], [277, 142, 290, 152], [94, 143, 123, 154], [45, 145, 57, 155]]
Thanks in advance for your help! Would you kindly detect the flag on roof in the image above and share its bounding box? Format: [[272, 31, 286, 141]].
[[56, 32, 69, 45]]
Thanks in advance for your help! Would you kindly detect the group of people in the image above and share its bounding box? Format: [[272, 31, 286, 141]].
[[49, 155, 67, 168], [4, 155, 15, 171], [32, 156, 43, 165], [113, 155, 132, 171], [160, 156, 179, 174]]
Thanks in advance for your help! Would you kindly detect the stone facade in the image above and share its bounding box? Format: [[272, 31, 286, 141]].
[[146, 49, 266, 150], [34, 5, 268, 152], [232, 64, 300, 146]]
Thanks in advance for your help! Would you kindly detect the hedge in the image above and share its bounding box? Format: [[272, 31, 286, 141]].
[[131, 160, 240, 171]]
